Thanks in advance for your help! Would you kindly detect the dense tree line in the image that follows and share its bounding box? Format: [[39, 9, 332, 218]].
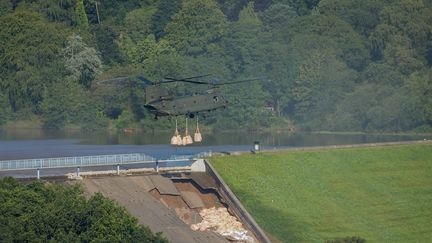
[[0, 177, 168, 242], [0, 0, 431, 132]]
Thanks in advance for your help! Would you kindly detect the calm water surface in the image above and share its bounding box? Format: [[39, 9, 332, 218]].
[[0, 128, 430, 160]]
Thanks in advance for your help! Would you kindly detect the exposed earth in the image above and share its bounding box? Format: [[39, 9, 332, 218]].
[[82, 173, 255, 243]]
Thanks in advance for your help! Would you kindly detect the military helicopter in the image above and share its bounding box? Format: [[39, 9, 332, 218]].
[[98, 74, 262, 119]]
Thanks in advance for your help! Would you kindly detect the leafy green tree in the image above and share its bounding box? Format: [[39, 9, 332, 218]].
[[358, 63, 405, 86], [0, 90, 12, 125], [93, 24, 124, 64], [15, 0, 77, 25], [370, 0, 432, 63], [86, 0, 142, 24], [0, 0, 12, 15], [124, 6, 157, 41], [261, 3, 298, 33], [382, 34, 424, 75], [121, 35, 180, 78], [164, 0, 227, 56], [0, 178, 168, 242], [288, 35, 356, 128], [406, 69, 432, 127], [41, 80, 105, 129], [273, 0, 315, 15], [318, 0, 386, 36], [216, 0, 249, 21], [289, 14, 370, 70], [63, 34, 102, 88], [151, 0, 181, 39], [75, 0, 89, 27], [0, 10, 68, 112]]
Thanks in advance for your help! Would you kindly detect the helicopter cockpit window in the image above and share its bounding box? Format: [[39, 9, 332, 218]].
[[213, 96, 218, 103]]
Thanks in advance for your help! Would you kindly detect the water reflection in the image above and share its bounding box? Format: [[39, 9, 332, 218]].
[[0, 128, 430, 147]]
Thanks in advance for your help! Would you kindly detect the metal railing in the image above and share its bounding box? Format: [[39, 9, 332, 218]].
[[0, 153, 157, 171], [0, 151, 213, 171]]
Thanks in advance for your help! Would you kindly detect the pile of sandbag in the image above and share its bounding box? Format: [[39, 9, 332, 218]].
[[191, 207, 254, 242]]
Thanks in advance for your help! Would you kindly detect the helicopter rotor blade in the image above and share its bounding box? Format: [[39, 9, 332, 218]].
[[96, 76, 130, 84], [162, 79, 211, 85], [97, 75, 155, 86], [213, 77, 264, 85], [162, 76, 264, 86], [164, 74, 211, 81], [136, 75, 154, 85]]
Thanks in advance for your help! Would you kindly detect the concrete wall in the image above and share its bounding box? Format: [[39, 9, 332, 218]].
[[204, 160, 271, 243]]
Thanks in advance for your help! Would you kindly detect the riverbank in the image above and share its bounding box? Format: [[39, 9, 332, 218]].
[[2, 119, 432, 137], [210, 143, 432, 242]]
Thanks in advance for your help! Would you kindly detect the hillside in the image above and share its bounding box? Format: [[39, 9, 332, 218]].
[[0, 0, 431, 132]]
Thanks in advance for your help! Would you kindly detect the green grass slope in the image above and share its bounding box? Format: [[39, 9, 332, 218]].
[[211, 144, 432, 242]]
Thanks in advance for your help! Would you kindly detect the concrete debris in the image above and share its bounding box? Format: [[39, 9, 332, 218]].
[[191, 207, 254, 242]]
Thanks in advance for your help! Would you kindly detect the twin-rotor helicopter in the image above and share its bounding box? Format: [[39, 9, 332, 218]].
[[98, 74, 262, 145]]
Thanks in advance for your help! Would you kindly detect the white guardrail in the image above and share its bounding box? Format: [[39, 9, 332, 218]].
[[0, 152, 212, 171]]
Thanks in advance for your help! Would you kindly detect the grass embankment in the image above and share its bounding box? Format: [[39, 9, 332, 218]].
[[211, 144, 432, 243]]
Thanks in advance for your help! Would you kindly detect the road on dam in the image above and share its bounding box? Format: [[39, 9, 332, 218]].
[[0, 139, 278, 160]]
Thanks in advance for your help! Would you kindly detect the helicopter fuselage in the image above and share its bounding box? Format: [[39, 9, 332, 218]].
[[144, 92, 228, 117]]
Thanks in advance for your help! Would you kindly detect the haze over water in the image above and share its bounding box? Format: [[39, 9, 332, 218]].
[[0, 129, 430, 161]]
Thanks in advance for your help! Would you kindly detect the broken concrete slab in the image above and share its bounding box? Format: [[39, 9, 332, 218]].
[[150, 175, 181, 195], [181, 191, 205, 209]]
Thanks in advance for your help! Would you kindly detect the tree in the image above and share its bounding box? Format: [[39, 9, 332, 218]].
[[288, 35, 356, 127], [121, 35, 180, 78], [273, 0, 316, 15], [41, 80, 105, 129], [358, 63, 405, 86], [93, 24, 124, 65], [318, 0, 386, 36], [0, 0, 12, 16], [124, 6, 157, 41], [33, 0, 79, 26], [370, 0, 432, 63], [406, 69, 432, 127], [63, 34, 102, 88], [216, 0, 249, 21], [164, 0, 227, 56], [0, 90, 12, 125], [0, 178, 168, 242], [75, 0, 89, 27], [151, 0, 181, 40], [0, 10, 67, 112], [288, 14, 370, 70], [261, 3, 298, 33]]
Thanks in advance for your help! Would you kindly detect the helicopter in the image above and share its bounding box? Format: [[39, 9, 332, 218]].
[[98, 74, 262, 119]]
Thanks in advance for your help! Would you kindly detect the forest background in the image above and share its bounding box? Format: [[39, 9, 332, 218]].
[[0, 0, 431, 132]]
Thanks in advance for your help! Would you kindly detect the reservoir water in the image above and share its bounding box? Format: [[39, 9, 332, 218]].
[[0, 128, 430, 160]]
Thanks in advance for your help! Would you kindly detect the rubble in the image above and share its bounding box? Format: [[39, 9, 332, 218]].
[[191, 207, 254, 242]]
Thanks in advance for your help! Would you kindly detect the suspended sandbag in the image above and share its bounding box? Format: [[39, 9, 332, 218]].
[[194, 117, 202, 142], [171, 118, 181, 146], [176, 133, 182, 145], [183, 117, 193, 145]]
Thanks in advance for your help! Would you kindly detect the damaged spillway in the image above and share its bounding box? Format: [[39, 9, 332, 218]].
[[82, 173, 256, 243]]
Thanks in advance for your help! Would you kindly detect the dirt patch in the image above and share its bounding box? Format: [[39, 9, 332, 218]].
[[150, 189, 188, 208], [81, 176, 228, 243], [148, 178, 255, 242], [174, 180, 225, 208]]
